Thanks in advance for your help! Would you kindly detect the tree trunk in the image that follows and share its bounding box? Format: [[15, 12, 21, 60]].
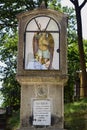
[[74, 2, 87, 96]]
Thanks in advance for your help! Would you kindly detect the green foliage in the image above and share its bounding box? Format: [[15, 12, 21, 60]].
[[65, 98, 87, 114], [0, 0, 53, 110], [6, 98, 87, 130], [62, 6, 79, 102], [63, 6, 77, 44], [48, 0, 62, 11], [6, 110, 20, 130], [0, 0, 87, 106], [0, 0, 36, 36], [84, 39, 87, 64], [65, 40, 87, 103], [70, 0, 87, 97], [0, 0, 78, 106], [68, 43, 80, 77], [64, 98, 87, 130], [0, 90, 4, 106], [0, 33, 20, 108], [65, 43, 80, 102], [62, 5, 87, 102]]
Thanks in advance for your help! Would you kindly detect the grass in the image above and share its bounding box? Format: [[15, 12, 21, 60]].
[[6, 98, 87, 130], [64, 98, 87, 130], [6, 110, 20, 130]]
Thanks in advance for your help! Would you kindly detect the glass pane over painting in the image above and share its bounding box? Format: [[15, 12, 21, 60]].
[[24, 16, 60, 70], [26, 16, 59, 32]]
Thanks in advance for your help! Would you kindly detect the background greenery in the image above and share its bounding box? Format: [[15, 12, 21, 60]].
[[5, 98, 87, 130], [65, 98, 87, 130], [0, 1, 87, 130], [0, 0, 87, 129], [1, 0, 86, 108]]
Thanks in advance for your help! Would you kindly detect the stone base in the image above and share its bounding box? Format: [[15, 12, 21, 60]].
[[17, 127, 67, 130]]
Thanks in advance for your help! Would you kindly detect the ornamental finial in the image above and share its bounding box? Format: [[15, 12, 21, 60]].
[[40, 1, 46, 9]]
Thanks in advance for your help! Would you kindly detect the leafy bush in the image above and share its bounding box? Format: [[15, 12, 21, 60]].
[[6, 110, 20, 130], [64, 98, 87, 130]]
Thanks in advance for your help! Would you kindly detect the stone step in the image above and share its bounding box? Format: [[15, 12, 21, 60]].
[[17, 127, 67, 130]]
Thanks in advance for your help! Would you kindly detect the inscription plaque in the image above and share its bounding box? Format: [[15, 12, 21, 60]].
[[33, 99, 51, 126]]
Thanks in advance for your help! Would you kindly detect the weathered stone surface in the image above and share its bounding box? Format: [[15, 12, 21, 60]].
[[17, 77, 67, 128], [16, 8, 68, 76], [16, 7, 68, 130]]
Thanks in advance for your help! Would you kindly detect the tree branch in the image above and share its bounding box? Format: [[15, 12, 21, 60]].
[[70, 0, 76, 5], [79, 0, 87, 10]]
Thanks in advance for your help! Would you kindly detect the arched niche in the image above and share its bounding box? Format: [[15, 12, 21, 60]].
[[24, 15, 60, 70]]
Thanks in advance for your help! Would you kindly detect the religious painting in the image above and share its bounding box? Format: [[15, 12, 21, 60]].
[[24, 16, 60, 70]]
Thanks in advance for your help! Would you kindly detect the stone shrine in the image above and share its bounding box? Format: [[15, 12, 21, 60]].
[[16, 6, 68, 130]]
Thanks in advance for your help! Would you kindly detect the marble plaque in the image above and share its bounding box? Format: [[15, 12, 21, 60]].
[[33, 99, 51, 126]]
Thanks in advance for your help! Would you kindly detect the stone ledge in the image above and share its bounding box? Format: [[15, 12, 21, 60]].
[[16, 75, 68, 86], [17, 127, 67, 130]]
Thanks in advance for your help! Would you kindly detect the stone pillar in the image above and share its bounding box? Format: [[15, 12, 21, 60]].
[[16, 8, 68, 130], [17, 76, 67, 130]]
